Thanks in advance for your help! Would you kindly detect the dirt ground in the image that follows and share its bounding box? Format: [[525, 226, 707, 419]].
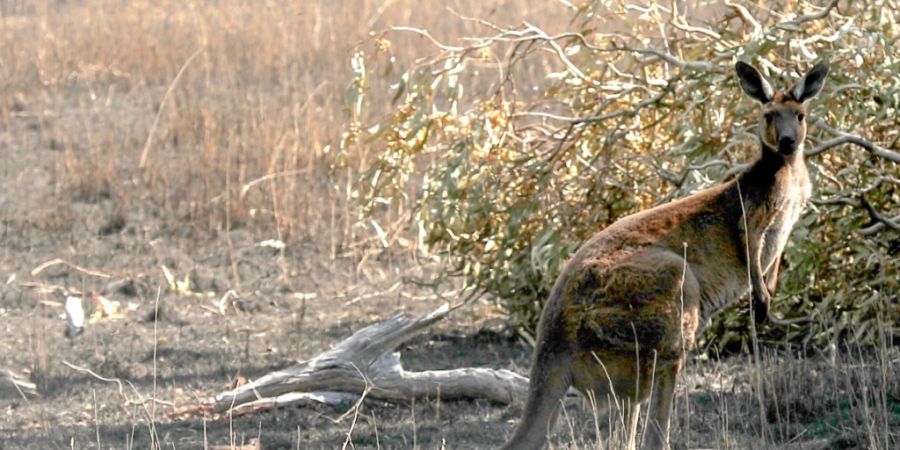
[[0, 129, 859, 449], [0, 114, 825, 450], [0, 162, 522, 449], [1, 2, 897, 449], [0, 103, 535, 448]]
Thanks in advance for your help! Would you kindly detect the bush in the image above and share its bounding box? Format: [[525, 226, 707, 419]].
[[345, 1, 899, 351]]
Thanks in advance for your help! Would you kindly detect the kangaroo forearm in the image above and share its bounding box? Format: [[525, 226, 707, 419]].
[[750, 252, 768, 298], [746, 232, 774, 323], [765, 255, 782, 294]]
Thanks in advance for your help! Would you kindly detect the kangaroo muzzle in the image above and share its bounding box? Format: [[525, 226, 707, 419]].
[[776, 118, 798, 154]]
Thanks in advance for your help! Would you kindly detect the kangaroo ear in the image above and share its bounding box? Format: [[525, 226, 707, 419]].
[[789, 61, 829, 103], [736, 61, 774, 104]]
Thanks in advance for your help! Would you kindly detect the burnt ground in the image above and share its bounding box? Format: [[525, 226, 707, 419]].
[[0, 179, 864, 450], [0, 115, 536, 448], [0, 48, 893, 450], [0, 193, 530, 449]]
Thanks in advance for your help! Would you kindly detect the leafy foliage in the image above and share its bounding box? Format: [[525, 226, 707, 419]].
[[345, 1, 899, 350]]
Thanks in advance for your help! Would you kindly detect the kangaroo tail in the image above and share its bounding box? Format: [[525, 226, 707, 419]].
[[500, 346, 571, 450]]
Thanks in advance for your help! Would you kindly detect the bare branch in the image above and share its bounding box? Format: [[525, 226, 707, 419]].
[[860, 196, 900, 233], [790, 0, 840, 25], [577, 82, 677, 125], [389, 27, 466, 52], [814, 195, 900, 235], [807, 120, 900, 163], [671, 19, 721, 40], [619, 46, 719, 72], [655, 160, 732, 187], [726, 1, 762, 34], [522, 23, 592, 83], [861, 176, 900, 194], [859, 216, 900, 235]]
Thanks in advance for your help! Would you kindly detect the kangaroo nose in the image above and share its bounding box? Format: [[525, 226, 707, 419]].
[[778, 136, 796, 152]]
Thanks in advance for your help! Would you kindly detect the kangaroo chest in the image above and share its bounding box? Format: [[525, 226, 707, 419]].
[[760, 165, 812, 270]]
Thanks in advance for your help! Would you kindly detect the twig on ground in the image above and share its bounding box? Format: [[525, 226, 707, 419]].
[[31, 258, 111, 278], [340, 364, 373, 450], [62, 359, 173, 433]]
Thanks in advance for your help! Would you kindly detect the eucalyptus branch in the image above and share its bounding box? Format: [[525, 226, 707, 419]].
[[814, 195, 899, 235], [390, 26, 465, 52], [859, 217, 900, 235], [859, 196, 900, 233], [725, 1, 762, 34], [789, 0, 840, 25], [861, 176, 900, 194], [543, 79, 678, 162], [577, 81, 677, 125], [671, 19, 721, 40], [807, 119, 900, 163], [356, 1, 900, 347], [521, 23, 592, 83], [618, 46, 719, 72], [656, 160, 732, 188], [446, 7, 506, 33]]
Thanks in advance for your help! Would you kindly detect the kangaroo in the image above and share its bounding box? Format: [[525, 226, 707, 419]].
[[500, 61, 829, 450]]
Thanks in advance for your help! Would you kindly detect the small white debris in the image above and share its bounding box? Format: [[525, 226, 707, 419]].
[[257, 239, 286, 250], [64, 296, 85, 338]]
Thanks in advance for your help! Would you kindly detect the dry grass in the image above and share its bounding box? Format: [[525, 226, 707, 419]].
[[1, 0, 567, 245], [1, 1, 898, 449]]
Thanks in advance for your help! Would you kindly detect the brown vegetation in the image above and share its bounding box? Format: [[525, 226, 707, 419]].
[[0, 1, 897, 449]]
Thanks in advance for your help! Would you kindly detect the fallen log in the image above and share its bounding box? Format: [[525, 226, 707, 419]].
[[208, 303, 528, 415]]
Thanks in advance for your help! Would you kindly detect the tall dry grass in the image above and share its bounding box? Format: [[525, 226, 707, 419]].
[[0, 0, 570, 249]]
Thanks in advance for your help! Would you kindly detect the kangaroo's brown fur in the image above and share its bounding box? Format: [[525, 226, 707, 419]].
[[500, 61, 830, 450]]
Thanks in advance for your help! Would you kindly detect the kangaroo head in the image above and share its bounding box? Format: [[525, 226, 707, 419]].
[[735, 61, 829, 156]]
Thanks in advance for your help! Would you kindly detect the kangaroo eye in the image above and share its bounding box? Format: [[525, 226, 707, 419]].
[[797, 113, 805, 122]]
